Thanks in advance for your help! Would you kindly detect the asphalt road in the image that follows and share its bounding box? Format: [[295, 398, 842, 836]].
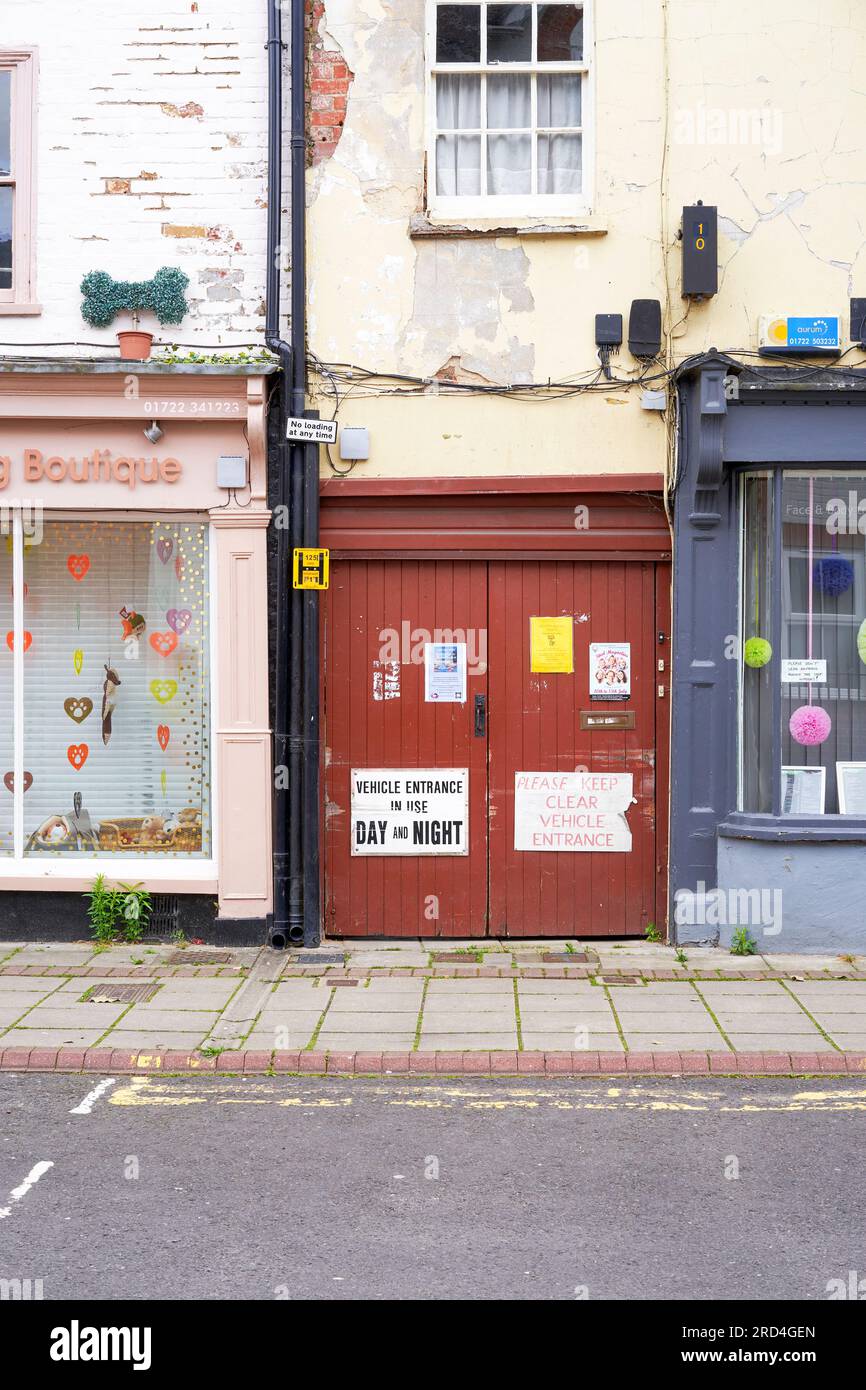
[[0, 1073, 864, 1301]]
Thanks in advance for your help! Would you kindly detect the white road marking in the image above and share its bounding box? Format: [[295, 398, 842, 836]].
[[69, 1077, 117, 1115], [0, 1159, 54, 1219]]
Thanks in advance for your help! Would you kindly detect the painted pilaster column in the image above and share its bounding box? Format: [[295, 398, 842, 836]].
[[210, 509, 272, 918]]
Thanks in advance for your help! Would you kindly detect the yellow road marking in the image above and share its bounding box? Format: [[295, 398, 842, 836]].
[[107, 1077, 866, 1115]]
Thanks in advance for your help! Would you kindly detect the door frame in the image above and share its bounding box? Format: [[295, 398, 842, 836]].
[[320, 476, 672, 938]]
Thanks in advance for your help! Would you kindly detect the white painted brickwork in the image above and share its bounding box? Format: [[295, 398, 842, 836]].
[[3, 0, 288, 354]]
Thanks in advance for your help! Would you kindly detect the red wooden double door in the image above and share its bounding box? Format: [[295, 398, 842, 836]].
[[323, 558, 668, 938]]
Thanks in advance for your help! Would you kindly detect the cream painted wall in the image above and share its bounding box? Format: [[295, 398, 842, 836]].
[[307, 0, 866, 479]]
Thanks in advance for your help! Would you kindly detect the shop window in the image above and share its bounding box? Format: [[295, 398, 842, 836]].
[[1, 518, 211, 858], [428, 2, 591, 214], [0, 50, 38, 312], [740, 471, 866, 817]]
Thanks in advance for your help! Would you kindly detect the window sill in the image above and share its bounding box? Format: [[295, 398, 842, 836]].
[[718, 813, 866, 843], [0, 860, 218, 891], [0, 303, 42, 316], [410, 213, 607, 240]]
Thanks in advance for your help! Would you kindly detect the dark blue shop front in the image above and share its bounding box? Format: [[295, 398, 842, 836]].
[[672, 355, 866, 953]]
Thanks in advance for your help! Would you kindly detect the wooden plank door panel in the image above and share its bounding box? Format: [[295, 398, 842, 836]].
[[323, 558, 488, 937], [488, 560, 658, 937]]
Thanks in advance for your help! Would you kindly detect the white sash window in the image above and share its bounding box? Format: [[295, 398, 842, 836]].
[[428, 2, 592, 217]]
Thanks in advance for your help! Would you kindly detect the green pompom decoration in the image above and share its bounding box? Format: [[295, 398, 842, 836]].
[[858, 619, 866, 666], [744, 637, 772, 668]]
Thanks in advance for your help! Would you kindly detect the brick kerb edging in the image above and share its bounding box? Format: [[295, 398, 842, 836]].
[[2, 1047, 864, 1077]]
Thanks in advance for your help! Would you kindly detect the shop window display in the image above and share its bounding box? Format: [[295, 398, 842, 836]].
[[5, 518, 212, 857]]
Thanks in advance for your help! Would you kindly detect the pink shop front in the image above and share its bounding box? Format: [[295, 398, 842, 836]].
[[0, 365, 274, 939]]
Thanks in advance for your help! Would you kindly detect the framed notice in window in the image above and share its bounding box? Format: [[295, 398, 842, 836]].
[[781, 766, 826, 816], [837, 762, 866, 815]]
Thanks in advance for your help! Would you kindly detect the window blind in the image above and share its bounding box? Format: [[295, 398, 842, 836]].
[[20, 518, 211, 858]]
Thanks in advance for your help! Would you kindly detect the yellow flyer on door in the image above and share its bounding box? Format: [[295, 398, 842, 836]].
[[530, 616, 574, 673]]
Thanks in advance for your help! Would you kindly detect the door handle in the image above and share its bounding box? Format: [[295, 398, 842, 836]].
[[474, 694, 487, 737]]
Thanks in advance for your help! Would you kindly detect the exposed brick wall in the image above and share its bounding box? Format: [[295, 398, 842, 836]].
[[1, 0, 283, 354], [307, 0, 353, 166]]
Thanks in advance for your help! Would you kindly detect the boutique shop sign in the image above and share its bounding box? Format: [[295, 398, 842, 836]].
[[0, 449, 183, 491]]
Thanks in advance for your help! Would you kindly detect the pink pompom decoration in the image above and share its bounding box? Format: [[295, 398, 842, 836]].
[[789, 705, 832, 746]]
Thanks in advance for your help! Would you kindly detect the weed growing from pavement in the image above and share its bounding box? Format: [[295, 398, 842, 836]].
[[730, 926, 758, 956], [644, 921, 662, 943], [513, 978, 523, 1051], [412, 977, 430, 1052]]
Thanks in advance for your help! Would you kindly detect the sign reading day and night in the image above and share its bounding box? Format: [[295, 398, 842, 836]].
[[351, 769, 468, 855]]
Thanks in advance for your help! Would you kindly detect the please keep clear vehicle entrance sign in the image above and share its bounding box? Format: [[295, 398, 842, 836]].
[[351, 769, 469, 855]]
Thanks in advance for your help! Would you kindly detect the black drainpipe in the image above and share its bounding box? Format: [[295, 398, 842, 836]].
[[265, 0, 312, 948]]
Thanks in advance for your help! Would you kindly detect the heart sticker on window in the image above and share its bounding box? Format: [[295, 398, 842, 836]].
[[64, 697, 93, 725], [67, 744, 89, 771], [67, 555, 91, 582], [149, 631, 178, 658], [6, 631, 32, 652], [73, 648, 84, 675], [149, 679, 178, 705], [166, 609, 192, 635], [157, 724, 171, 751], [157, 538, 173, 565], [3, 771, 33, 793]]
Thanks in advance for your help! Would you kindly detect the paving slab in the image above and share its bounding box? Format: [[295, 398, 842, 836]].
[[310, 1032, 418, 1050], [317, 1007, 417, 1027], [419, 1033, 519, 1050], [0, 1006, 33, 1027], [618, 1013, 723, 1033], [709, 1014, 819, 1034], [102, 1030, 212, 1049], [520, 1032, 625, 1051], [109, 1008, 220, 1032], [17, 1004, 129, 1029], [6, 1027, 107, 1047], [516, 978, 607, 995], [243, 1024, 317, 1049], [620, 1036, 722, 1052], [725, 1032, 839, 1052]]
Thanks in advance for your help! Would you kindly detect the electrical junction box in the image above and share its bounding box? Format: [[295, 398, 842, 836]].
[[681, 204, 718, 298], [641, 390, 667, 412], [339, 426, 370, 461], [217, 455, 247, 489], [628, 299, 662, 359], [759, 315, 842, 357], [594, 313, 623, 347]]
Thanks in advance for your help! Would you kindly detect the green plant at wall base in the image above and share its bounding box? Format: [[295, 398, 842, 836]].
[[730, 926, 758, 956], [85, 873, 121, 943], [644, 921, 662, 943], [84, 875, 152, 943], [80, 267, 190, 328], [118, 882, 152, 943]]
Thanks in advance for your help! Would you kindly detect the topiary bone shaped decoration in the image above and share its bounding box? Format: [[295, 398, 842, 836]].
[[80, 267, 190, 328]]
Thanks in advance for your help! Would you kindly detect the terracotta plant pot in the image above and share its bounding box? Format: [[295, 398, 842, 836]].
[[117, 330, 153, 360]]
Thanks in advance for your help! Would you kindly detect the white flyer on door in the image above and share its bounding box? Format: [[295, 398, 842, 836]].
[[514, 771, 633, 852], [424, 642, 467, 703]]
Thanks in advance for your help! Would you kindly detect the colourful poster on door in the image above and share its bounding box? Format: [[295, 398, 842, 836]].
[[530, 616, 574, 673]]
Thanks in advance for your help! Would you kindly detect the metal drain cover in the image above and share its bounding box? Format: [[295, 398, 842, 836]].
[[598, 974, 642, 986], [165, 950, 232, 965], [83, 983, 161, 1004], [542, 952, 591, 963]]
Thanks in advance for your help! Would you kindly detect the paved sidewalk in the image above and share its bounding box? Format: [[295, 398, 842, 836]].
[[0, 937, 864, 1075]]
